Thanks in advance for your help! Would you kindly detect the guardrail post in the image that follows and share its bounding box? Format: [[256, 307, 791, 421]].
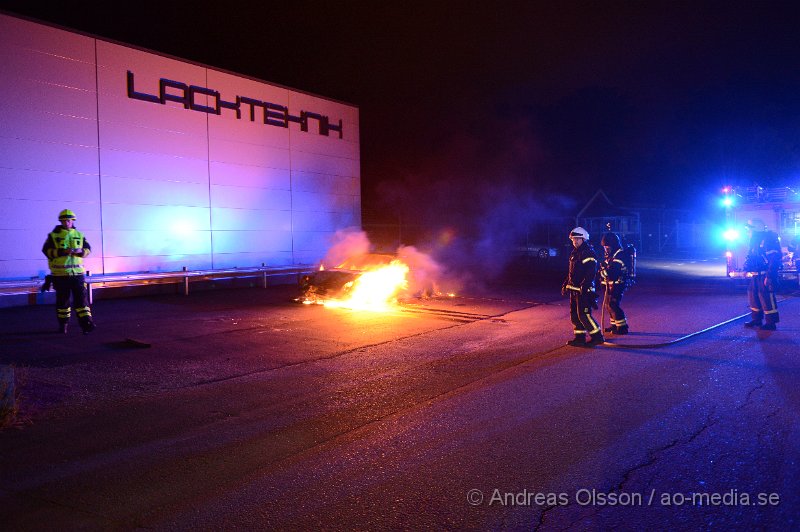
[[262, 263, 268, 288], [183, 266, 189, 296], [86, 271, 93, 305]]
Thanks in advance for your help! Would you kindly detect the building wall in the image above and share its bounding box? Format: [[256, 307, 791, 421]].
[[0, 13, 360, 279]]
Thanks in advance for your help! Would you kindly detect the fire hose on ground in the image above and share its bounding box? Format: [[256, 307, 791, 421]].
[[599, 293, 795, 350]]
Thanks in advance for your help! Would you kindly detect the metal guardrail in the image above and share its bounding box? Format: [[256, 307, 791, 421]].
[[0, 265, 314, 304], [0, 279, 43, 296]]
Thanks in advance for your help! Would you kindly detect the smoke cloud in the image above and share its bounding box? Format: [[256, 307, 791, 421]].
[[321, 228, 371, 268], [396, 244, 446, 296], [370, 112, 579, 285]]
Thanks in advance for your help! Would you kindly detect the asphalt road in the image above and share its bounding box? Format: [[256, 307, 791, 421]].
[[1, 258, 799, 530]]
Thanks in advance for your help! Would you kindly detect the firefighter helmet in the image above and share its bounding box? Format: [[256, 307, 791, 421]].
[[601, 232, 621, 248], [58, 209, 76, 220], [569, 227, 589, 240], [745, 218, 765, 231]]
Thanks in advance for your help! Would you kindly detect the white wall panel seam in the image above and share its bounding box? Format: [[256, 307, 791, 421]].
[[290, 148, 359, 159], [97, 201, 212, 208], [205, 67, 215, 269], [14, 80, 94, 92], [0, 137, 99, 150], [98, 174, 208, 185], [98, 148, 207, 162], [289, 119, 295, 264], [210, 183, 291, 192], [0, 114, 96, 133], [3, 45, 97, 88], [93, 37, 105, 275], [206, 208, 292, 212], [0, 167, 97, 177], [207, 161, 292, 173], [12, 45, 95, 66], [99, 120, 210, 137]]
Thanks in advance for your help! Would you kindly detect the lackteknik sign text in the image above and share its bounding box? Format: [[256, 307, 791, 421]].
[[126, 71, 343, 138]]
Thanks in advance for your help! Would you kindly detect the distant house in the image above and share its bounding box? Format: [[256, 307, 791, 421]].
[[575, 189, 641, 248]]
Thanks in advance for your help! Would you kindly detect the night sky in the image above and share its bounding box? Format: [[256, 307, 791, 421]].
[[3, 1, 800, 247]]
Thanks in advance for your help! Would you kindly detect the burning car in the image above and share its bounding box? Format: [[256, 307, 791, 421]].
[[297, 251, 444, 311], [298, 253, 410, 310]]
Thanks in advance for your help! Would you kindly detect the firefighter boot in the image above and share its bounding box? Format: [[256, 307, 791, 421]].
[[760, 323, 776, 331], [743, 320, 762, 328], [604, 325, 617, 334], [58, 321, 68, 334], [586, 332, 605, 347], [615, 325, 629, 335], [566, 335, 587, 347], [80, 317, 96, 335]]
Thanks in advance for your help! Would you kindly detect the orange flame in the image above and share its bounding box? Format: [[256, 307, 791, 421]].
[[324, 260, 410, 312]]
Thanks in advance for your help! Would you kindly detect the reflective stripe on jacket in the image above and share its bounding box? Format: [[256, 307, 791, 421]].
[[566, 241, 598, 293], [600, 248, 627, 285], [42, 226, 91, 276]]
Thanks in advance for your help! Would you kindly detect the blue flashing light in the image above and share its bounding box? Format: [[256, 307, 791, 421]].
[[723, 228, 740, 242], [722, 197, 733, 207]]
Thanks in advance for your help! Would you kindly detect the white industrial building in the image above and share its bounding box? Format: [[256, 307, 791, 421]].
[[0, 12, 360, 281]]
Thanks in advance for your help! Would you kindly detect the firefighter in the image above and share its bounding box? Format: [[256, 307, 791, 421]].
[[599, 231, 629, 335], [42, 209, 96, 334], [788, 234, 800, 271], [561, 227, 604, 347], [742, 218, 780, 330]]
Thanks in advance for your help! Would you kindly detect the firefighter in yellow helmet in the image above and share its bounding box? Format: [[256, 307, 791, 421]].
[[742, 219, 780, 330], [561, 227, 604, 346], [41, 209, 95, 334]]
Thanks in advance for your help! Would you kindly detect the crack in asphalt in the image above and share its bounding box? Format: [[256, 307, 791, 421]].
[[537, 408, 720, 530], [737, 379, 767, 411], [615, 409, 718, 492], [758, 408, 783, 447], [533, 503, 559, 531]]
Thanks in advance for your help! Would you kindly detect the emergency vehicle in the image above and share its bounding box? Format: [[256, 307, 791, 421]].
[[722, 185, 800, 284]]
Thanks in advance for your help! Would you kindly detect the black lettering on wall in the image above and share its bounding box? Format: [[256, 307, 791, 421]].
[[264, 103, 289, 128], [286, 112, 304, 129], [160, 79, 190, 109], [240, 97, 264, 122], [328, 119, 343, 139], [126, 72, 343, 138], [219, 96, 241, 119], [188, 85, 218, 114], [301, 112, 326, 135], [126, 71, 160, 103]]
